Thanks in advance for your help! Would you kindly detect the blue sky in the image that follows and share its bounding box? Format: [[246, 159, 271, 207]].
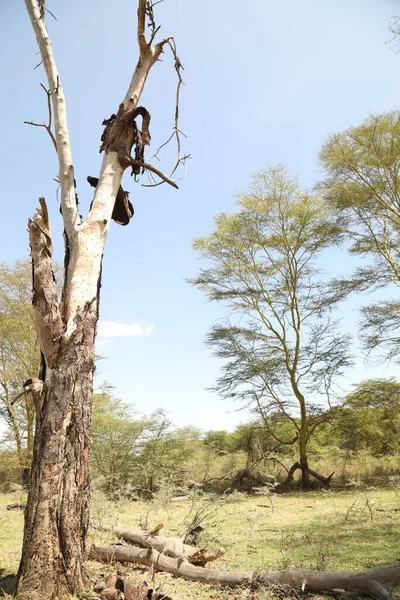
[[1, 0, 400, 431]]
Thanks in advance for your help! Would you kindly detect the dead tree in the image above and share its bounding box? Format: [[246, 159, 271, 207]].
[[17, 2, 184, 598]]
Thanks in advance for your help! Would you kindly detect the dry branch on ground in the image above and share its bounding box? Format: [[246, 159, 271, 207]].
[[90, 543, 400, 600], [91, 521, 224, 566]]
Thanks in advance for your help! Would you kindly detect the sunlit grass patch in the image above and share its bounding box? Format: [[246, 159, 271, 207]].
[[1, 487, 400, 598]]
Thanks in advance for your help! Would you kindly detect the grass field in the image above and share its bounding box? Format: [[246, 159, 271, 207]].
[[1, 485, 400, 599]]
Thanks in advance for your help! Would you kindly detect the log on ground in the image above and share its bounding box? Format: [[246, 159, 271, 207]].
[[90, 544, 400, 600], [90, 521, 224, 565]]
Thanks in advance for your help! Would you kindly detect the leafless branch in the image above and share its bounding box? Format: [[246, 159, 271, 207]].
[[25, 0, 79, 236], [24, 83, 57, 152], [129, 159, 178, 189], [45, 6, 57, 20], [143, 37, 189, 187], [146, 0, 163, 44], [137, 0, 148, 52]]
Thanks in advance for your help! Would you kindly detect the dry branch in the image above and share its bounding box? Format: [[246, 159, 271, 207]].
[[90, 545, 400, 600], [24, 83, 57, 151], [90, 521, 223, 565], [28, 198, 64, 367], [143, 37, 190, 188], [25, 0, 79, 236]]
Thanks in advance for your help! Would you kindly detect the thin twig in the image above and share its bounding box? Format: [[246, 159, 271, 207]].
[[24, 83, 57, 151], [45, 6, 57, 20], [146, 0, 164, 44], [143, 37, 189, 187]]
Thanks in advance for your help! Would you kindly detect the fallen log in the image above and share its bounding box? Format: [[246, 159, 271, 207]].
[[90, 544, 400, 600], [90, 521, 224, 565]]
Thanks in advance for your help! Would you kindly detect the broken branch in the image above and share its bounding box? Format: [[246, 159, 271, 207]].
[[90, 545, 400, 600], [90, 521, 222, 565], [137, 0, 149, 52], [28, 197, 64, 367]]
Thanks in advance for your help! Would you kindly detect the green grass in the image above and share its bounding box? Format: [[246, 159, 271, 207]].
[[1, 486, 400, 599]]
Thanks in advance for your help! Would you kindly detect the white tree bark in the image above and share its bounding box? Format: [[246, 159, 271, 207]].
[[18, 2, 177, 598], [24, 0, 169, 339]]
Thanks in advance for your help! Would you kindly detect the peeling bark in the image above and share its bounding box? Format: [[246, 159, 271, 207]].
[[17, 306, 96, 599], [29, 198, 64, 366], [91, 545, 400, 600], [19, 1, 181, 598]]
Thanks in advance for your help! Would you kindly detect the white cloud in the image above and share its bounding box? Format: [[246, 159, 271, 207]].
[[95, 338, 111, 349], [98, 320, 155, 338]]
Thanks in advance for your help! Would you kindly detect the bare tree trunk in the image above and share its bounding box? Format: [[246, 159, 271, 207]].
[[291, 375, 311, 489], [17, 1, 181, 597], [299, 422, 310, 487], [17, 325, 95, 597]]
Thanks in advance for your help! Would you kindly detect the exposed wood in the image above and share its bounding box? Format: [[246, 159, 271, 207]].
[[91, 545, 400, 600], [23, 1, 79, 238], [90, 521, 224, 565], [28, 198, 64, 368], [20, 1, 182, 597]]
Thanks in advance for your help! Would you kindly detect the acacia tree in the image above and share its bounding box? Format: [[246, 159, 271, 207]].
[[17, 2, 184, 598], [0, 261, 39, 473], [191, 166, 352, 488], [320, 111, 400, 362], [334, 378, 400, 455]]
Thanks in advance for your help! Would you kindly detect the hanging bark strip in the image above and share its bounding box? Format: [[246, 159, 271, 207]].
[[91, 545, 400, 600], [18, 1, 183, 598]]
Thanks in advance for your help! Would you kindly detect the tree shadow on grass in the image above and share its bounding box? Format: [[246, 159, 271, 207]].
[[276, 512, 400, 570]]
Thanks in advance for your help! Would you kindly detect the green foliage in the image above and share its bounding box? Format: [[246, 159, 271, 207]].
[[138, 421, 202, 492], [191, 166, 352, 480], [91, 391, 149, 491], [0, 450, 26, 492], [0, 260, 39, 470], [91, 391, 204, 495], [320, 111, 400, 361], [203, 430, 234, 455], [333, 378, 400, 455]]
